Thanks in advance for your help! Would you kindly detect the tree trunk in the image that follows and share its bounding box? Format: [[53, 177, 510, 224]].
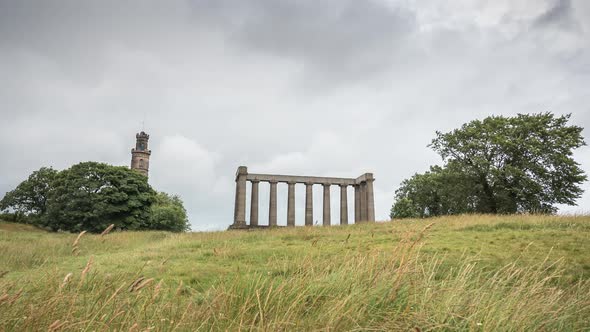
[[480, 175, 497, 213]]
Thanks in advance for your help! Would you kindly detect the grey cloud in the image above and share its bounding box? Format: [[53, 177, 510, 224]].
[[190, 0, 417, 83], [0, 0, 589, 230], [534, 0, 575, 28]]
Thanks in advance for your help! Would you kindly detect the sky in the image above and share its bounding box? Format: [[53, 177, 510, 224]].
[[0, 0, 589, 231]]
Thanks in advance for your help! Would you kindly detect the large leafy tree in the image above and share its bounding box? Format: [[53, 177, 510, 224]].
[[392, 113, 586, 218], [149, 192, 190, 232], [390, 163, 479, 218], [0, 167, 58, 221], [44, 162, 155, 232]]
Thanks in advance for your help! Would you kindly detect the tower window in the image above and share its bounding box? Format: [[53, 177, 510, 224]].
[[139, 159, 145, 168]]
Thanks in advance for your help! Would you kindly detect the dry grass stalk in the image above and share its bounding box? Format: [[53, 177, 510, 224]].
[[100, 224, 115, 237], [81, 256, 94, 277], [172, 302, 192, 332], [132, 278, 154, 292], [129, 277, 146, 292], [108, 284, 125, 302], [408, 223, 435, 252], [0, 271, 8, 279], [175, 280, 184, 296], [72, 231, 87, 247], [60, 272, 73, 289], [107, 310, 126, 325], [48, 319, 66, 331], [152, 279, 163, 300], [1, 289, 23, 305]]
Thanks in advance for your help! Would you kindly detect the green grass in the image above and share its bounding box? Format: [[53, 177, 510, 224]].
[[1, 215, 589, 331]]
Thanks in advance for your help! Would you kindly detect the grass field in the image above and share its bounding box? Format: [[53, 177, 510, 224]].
[[1, 215, 589, 331]]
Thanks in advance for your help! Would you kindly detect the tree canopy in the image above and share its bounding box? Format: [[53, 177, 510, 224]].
[[1, 162, 192, 233], [149, 192, 191, 232], [43, 162, 156, 232], [0, 167, 58, 220], [391, 113, 587, 218]]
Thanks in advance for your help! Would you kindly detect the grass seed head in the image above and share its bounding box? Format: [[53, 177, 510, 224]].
[[100, 224, 115, 237], [72, 230, 87, 247], [129, 277, 146, 292], [132, 278, 154, 292], [81, 256, 94, 277], [60, 272, 73, 289]]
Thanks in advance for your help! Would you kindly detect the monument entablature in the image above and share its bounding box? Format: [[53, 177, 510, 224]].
[[230, 166, 375, 229]]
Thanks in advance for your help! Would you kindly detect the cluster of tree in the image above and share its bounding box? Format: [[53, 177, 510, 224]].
[[0, 162, 190, 232], [391, 113, 587, 219]]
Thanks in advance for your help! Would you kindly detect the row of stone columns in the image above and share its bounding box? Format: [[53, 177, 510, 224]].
[[232, 166, 375, 228]]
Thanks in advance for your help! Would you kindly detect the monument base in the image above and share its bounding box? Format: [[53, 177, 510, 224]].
[[227, 224, 285, 230]]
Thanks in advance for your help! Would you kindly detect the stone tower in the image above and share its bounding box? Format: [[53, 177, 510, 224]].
[[131, 131, 151, 177]]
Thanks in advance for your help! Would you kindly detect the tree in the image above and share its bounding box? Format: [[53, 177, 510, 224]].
[[391, 163, 479, 218], [390, 198, 418, 219], [44, 162, 155, 232], [149, 192, 190, 232], [0, 167, 58, 222], [392, 113, 587, 218]]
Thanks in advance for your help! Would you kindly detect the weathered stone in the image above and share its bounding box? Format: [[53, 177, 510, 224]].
[[287, 182, 295, 227], [359, 182, 367, 222], [233, 166, 248, 226], [250, 180, 259, 226], [340, 185, 348, 225], [354, 185, 360, 223], [130, 131, 151, 177], [230, 167, 375, 229], [365, 174, 375, 222], [305, 183, 313, 226], [323, 184, 331, 226], [269, 181, 277, 227]]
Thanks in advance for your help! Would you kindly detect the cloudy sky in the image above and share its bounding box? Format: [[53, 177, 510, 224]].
[[1, 0, 589, 230]]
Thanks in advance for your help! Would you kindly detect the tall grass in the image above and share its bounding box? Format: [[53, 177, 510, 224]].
[[1, 215, 589, 330]]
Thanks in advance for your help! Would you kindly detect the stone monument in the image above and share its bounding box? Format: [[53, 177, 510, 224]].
[[230, 166, 375, 229]]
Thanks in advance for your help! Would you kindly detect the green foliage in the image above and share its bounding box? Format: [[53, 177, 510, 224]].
[[0, 212, 31, 224], [391, 163, 480, 218], [390, 197, 417, 218], [0, 167, 58, 218], [392, 113, 587, 218], [43, 162, 155, 233], [149, 192, 190, 232]]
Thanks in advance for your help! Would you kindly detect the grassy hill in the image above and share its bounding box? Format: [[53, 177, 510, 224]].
[[1, 215, 589, 331]]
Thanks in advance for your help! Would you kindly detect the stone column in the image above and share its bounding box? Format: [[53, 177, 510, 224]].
[[366, 175, 375, 222], [305, 183, 313, 226], [233, 166, 248, 226], [340, 185, 348, 225], [287, 182, 295, 227], [322, 184, 331, 226], [354, 185, 360, 223], [233, 183, 238, 224], [359, 182, 367, 222], [249, 180, 259, 226], [269, 181, 278, 227]]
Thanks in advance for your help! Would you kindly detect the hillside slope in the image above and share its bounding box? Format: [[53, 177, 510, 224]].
[[1, 215, 589, 331]]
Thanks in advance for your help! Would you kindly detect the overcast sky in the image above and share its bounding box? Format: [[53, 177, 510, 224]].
[[1, 0, 589, 230]]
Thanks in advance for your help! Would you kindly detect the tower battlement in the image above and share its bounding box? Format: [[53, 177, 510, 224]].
[[131, 131, 151, 177]]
